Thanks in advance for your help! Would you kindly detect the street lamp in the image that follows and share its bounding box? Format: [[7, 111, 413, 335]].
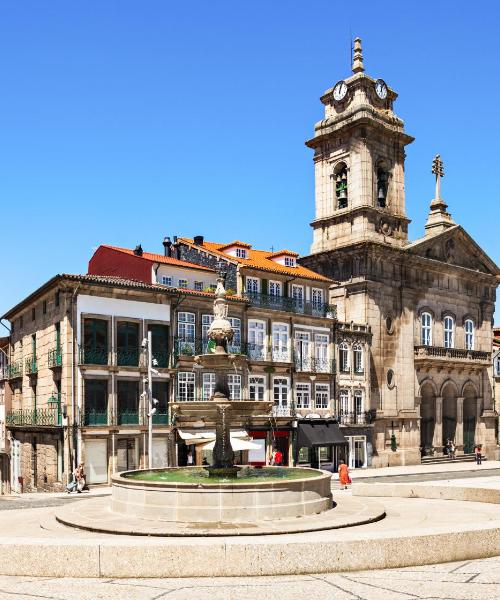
[[142, 333, 160, 469]]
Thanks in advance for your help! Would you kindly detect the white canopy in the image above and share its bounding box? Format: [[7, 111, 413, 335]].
[[177, 429, 249, 445]]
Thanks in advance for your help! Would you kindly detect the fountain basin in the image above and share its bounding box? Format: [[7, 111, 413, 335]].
[[112, 467, 333, 523]]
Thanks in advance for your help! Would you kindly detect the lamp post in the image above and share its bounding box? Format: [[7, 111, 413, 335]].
[[142, 332, 159, 469]]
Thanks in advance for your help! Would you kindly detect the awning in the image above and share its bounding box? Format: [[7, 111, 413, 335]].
[[297, 421, 348, 448], [202, 436, 261, 452]]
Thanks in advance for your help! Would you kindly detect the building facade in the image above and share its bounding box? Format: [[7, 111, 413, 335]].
[[301, 39, 499, 465]]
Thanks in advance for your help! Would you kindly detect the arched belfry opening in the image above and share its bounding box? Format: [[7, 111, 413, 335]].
[[334, 163, 348, 210], [376, 164, 389, 208]]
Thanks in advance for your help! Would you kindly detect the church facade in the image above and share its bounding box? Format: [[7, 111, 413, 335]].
[[301, 39, 499, 466]]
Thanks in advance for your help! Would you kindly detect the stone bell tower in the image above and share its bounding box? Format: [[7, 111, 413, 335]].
[[307, 38, 415, 254]]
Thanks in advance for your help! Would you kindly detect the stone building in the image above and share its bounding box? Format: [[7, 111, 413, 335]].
[[0, 337, 10, 493], [301, 39, 499, 465]]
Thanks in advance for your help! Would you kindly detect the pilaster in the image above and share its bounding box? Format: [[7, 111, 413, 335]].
[[455, 396, 464, 447], [432, 397, 443, 449]]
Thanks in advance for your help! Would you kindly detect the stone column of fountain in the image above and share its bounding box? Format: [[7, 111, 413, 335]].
[[194, 274, 245, 478]]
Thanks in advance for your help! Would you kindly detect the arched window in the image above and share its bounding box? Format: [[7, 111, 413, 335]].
[[377, 167, 388, 208], [335, 164, 348, 210], [444, 315, 455, 349], [353, 343, 363, 373], [421, 312, 432, 346], [464, 319, 474, 350], [339, 341, 349, 372], [353, 390, 363, 422]]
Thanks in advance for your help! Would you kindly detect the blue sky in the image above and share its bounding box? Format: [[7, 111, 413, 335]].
[[0, 1, 498, 322]]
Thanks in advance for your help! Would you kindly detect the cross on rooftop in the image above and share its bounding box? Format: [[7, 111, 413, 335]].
[[432, 154, 444, 200]]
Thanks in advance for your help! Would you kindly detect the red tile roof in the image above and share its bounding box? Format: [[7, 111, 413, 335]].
[[179, 238, 332, 283], [103, 245, 216, 272]]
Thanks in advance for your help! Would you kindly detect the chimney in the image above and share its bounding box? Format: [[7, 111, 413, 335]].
[[133, 244, 143, 257], [193, 235, 204, 246], [172, 235, 180, 259], [163, 236, 172, 257]]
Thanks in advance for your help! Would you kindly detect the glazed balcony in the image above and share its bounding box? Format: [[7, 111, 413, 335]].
[[78, 345, 109, 366], [48, 348, 62, 369], [6, 407, 62, 427], [25, 355, 38, 375], [245, 292, 336, 318], [414, 345, 491, 366]]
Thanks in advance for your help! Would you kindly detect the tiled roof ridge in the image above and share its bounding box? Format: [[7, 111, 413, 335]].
[[267, 249, 300, 258]]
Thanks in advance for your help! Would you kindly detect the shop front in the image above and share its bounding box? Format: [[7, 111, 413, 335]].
[[296, 419, 348, 471]]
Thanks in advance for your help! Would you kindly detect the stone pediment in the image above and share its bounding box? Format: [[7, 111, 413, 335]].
[[407, 225, 499, 276]]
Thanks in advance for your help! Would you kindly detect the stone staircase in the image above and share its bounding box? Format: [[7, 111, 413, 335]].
[[420, 452, 484, 466]]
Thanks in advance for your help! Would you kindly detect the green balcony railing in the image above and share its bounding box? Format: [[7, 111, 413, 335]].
[[244, 292, 337, 318], [116, 347, 140, 367], [83, 409, 108, 426], [6, 407, 62, 427], [152, 411, 169, 425], [79, 346, 108, 366], [25, 355, 38, 375], [117, 409, 139, 425], [7, 361, 23, 379], [48, 348, 62, 368]]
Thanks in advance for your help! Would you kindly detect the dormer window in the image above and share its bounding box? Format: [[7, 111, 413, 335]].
[[284, 256, 296, 267], [335, 164, 348, 209], [235, 248, 247, 259], [377, 166, 388, 208]]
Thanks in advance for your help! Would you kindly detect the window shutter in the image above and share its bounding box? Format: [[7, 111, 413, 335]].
[[261, 279, 268, 294]]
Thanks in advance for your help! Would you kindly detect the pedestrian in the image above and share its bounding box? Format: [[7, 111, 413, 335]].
[[338, 459, 351, 490], [273, 448, 283, 466], [449, 440, 456, 460], [76, 463, 86, 493], [474, 444, 482, 465], [66, 465, 79, 494]]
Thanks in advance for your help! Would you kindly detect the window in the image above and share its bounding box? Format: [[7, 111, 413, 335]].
[[194, 281, 203, 291], [148, 324, 169, 367], [339, 389, 349, 416], [43, 300, 47, 315], [272, 323, 289, 361], [178, 312, 195, 341], [117, 322, 139, 366], [295, 383, 310, 409], [291, 285, 304, 310], [249, 376, 266, 401], [339, 341, 349, 372], [335, 164, 348, 209], [353, 343, 363, 373], [178, 279, 188, 289], [83, 318, 108, 365], [202, 314, 214, 343], [311, 288, 324, 309], [377, 167, 388, 208], [178, 372, 195, 401], [228, 374, 241, 400], [116, 380, 139, 424], [464, 319, 474, 350], [284, 256, 296, 267], [248, 320, 266, 360], [444, 315, 455, 348], [421, 312, 432, 346], [55, 291, 60, 307], [269, 281, 282, 296], [294, 332, 310, 371], [354, 390, 363, 415], [246, 277, 259, 294], [202, 373, 216, 400], [273, 377, 289, 407], [84, 379, 108, 425], [315, 384, 329, 409], [235, 248, 247, 259], [162, 276, 173, 286], [495, 355, 500, 377], [228, 317, 241, 352], [314, 334, 329, 372], [55, 322, 61, 350]]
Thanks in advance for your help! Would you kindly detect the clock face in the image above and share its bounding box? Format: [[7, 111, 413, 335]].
[[333, 80, 348, 102], [375, 79, 388, 100]]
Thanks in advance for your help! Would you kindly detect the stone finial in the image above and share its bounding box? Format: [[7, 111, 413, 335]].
[[352, 37, 365, 74], [425, 154, 455, 235]]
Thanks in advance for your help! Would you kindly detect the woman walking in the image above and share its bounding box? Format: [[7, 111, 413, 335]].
[[338, 460, 351, 490]]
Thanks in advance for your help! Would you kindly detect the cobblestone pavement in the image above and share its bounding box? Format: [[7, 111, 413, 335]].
[[0, 557, 499, 599]]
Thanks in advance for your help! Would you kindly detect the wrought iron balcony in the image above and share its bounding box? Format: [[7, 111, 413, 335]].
[[338, 411, 374, 426], [82, 409, 108, 426], [414, 345, 491, 364], [294, 357, 335, 374], [117, 409, 139, 425], [48, 348, 62, 369], [25, 355, 38, 375], [152, 411, 169, 425], [271, 350, 292, 363], [271, 403, 296, 417], [7, 361, 22, 379], [79, 345, 109, 366], [116, 347, 139, 367], [6, 407, 62, 427], [245, 292, 336, 318]]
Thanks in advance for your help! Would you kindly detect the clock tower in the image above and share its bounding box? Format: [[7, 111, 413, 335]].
[[307, 38, 414, 254]]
